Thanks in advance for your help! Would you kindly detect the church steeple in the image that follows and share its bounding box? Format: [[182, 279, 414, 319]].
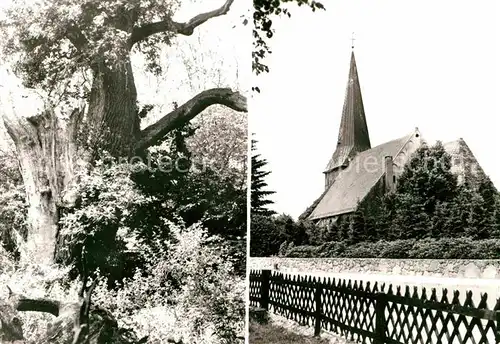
[[324, 50, 371, 188]]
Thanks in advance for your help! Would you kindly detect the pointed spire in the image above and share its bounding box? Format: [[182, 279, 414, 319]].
[[324, 50, 371, 176]]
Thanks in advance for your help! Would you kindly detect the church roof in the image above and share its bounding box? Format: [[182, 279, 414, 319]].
[[310, 131, 418, 220], [325, 51, 371, 173]]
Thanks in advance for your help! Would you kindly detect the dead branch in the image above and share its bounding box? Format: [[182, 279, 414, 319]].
[[131, 0, 234, 44]]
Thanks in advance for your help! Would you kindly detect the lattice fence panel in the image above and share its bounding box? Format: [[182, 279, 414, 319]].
[[321, 278, 377, 344], [384, 285, 499, 344], [269, 272, 317, 327], [249, 270, 262, 308], [249, 270, 500, 344]]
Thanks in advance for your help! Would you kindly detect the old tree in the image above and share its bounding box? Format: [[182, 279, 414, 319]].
[[0, 0, 246, 342], [0, 0, 246, 264]]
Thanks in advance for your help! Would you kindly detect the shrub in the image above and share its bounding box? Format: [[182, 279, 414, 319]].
[[286, 238, 500, 259], [343, 242, 383, 258], [378, 239, 416, 258], [317, 241, 348, 258], [92, 223, 245, 344], [0, 262, 80, 344], [285, 245, 320, 258]]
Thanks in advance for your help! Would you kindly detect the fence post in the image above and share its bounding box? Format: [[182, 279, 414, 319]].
[[374, 293, 388, 344], [260, 270, 271, 311], [314, 279, 323, 337], [496, 310, 500, 343]]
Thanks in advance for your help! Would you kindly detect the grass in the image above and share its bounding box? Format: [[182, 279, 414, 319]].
[[249, 321, 330, 344]]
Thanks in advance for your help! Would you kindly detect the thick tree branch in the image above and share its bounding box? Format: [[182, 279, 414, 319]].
[[66, 25, 89, 51], [15, 297, 61, 316], [135, 88, 247, 152], [131, 0, 234, 44]]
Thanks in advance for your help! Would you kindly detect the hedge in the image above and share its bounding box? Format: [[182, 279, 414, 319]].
[[285, 237, 500, 259]]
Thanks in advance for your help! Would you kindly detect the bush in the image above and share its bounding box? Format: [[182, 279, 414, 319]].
[[343, 242, 383, 258], [0, 262, 80, 344], [378, 239, 416, 258], [92, 223, 245, 344], [317, 241, 348, 258], [285, 245, 321, 258], [286, 238, 500, 259], [466, 239, 500, 259]]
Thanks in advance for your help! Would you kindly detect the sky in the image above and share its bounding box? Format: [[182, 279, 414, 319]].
[[250, 0, 500, 219]]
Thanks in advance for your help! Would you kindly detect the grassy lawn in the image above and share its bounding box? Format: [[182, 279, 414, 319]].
[[249, 321, 330, 344]]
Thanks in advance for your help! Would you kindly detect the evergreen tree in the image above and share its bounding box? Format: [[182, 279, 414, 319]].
[[325, 221, 339, 242], [476, 175, 498, 236], [347, 206, 366, 244], [378, 193, 397, 240], [430, 201, 455, 238], [336, 215, 350, 242], [465, 190, 493, 239], [493, 194, 500, 238], [250, 214, 282, 257], [392, 142, 458, 238], [251, 138, 276, 216], [477, 175, 497, 212], [440, 183, 472, 237], [449, 176, 498, 239]]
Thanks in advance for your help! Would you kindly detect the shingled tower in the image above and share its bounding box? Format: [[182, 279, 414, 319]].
[[324, 50, 371, 189]]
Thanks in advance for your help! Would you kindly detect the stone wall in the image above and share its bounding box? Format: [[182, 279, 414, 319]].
[[248, 257, 500, 279], [249, 258, 500, 304]]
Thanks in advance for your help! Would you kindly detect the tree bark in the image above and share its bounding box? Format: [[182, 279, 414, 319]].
[[135, 88, 246, 152], [1, 96, 85, 264], [0, 0, 247, 264], [1, 71, 246, 265], [131, 0, 235, 44], [86, 59, 141, 157]]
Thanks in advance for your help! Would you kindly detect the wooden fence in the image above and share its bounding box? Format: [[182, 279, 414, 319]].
[[249, 270, 500, 344]]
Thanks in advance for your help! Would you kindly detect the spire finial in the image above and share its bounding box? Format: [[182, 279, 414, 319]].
[[351, 32, 355, 49]]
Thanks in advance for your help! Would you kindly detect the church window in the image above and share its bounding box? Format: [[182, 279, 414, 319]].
[[393, 175, 396, 183]]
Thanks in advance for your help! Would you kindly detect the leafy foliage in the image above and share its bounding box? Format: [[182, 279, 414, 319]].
[[285, 237, 500, 259], [0, 149, 27, 258], [187, 109, 247, 186], [92, 224, 245, 344], [253, 0, 325, 76], [250, 213, 311, 257], [1, 0, 181, 91], [57, 122, 246, 283]]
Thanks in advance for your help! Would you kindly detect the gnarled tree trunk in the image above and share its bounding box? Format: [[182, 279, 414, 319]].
[[86, 59, 141, 156], [1, 0, 246, 265], [1, 78, 246, 265], [2, 99, 85, 264]]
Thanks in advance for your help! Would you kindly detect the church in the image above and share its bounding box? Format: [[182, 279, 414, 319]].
[[306, 50, 485, 228]]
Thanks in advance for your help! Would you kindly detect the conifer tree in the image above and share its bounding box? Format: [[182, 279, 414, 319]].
[[392, 142, 458, 239], [493, 194, 500, 238], [251, 138, 276, 216], [347, 206, 366, 243], [325, 221, 339, 242], [337, 215, 350, 242]]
